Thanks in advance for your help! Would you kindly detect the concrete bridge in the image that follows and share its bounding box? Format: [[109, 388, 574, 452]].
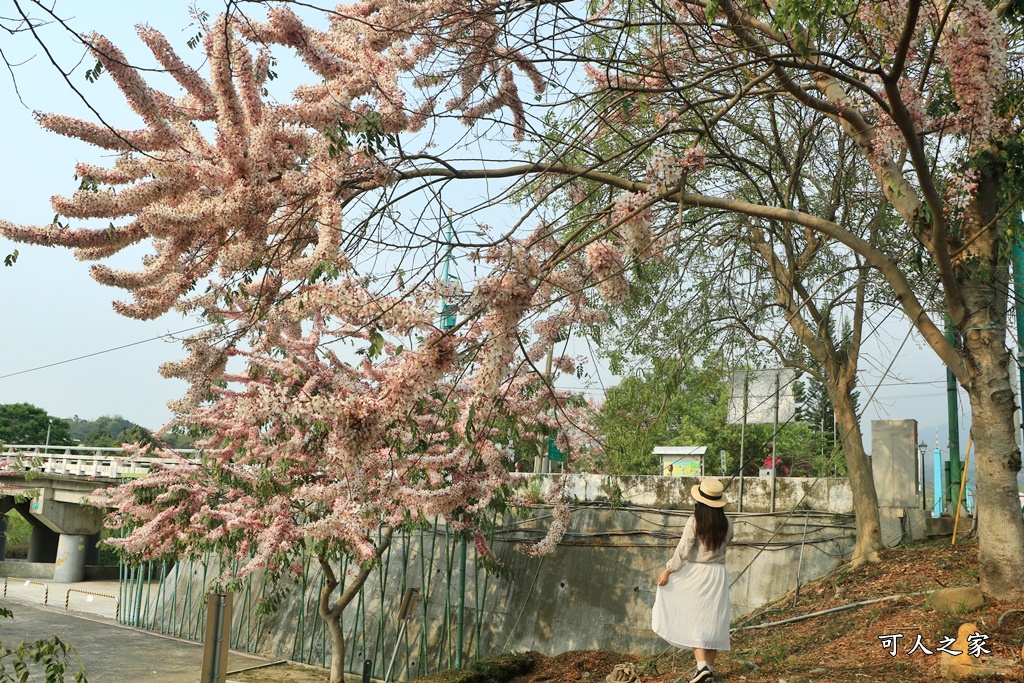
[[0, 444, 192, 583]]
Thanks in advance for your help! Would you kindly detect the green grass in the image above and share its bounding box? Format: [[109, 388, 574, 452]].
[[3, 512, 31, 557], [96, 529, 121, 565], [755, 631, 792, 668]]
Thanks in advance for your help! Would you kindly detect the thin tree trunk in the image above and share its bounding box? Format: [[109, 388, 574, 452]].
[[744, 221, 884, 565], [830, 384, 883, 565], [319, 528, 395, 683], [324, 592, 347, 683]]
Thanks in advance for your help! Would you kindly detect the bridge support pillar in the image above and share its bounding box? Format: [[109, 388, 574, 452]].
[[53, 534, 88, 583], [0, 515, 7, 561], [28, 525, 59, 563]]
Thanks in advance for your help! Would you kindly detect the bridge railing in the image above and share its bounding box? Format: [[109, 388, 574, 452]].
[[0, 445, 196, 480]]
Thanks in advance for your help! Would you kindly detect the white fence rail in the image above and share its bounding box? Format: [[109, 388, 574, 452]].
[[0, 445, 195, 480]]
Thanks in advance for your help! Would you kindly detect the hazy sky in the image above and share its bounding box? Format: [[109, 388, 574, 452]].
[[0, 1, 997, 491], [0, 2, 206, 431]]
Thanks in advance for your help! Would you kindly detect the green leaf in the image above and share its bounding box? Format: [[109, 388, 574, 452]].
[[368, 328, 385, 360], [465, 403, 476, 440], [705, 0, 720, 23], [84, 61, 104, 83]]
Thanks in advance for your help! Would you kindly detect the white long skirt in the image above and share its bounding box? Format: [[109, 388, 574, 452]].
[[652, 562, 731, 651]]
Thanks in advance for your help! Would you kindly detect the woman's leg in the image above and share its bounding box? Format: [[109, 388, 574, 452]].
[[693, 649, 717, 667]]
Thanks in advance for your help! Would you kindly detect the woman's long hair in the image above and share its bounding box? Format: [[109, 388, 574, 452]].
[[694, 501, 729, 552]]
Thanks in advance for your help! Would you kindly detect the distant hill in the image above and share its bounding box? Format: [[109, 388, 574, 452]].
[[66, 415, 194, 449]]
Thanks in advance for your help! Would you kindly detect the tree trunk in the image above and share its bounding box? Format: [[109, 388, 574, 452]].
[[318, 556, 349, 683], [959, 288, 1024, 601], [954, 166, 1024, 601], [319, 528, 395, 683], [830, 383, 883, 565], [326, 605, 347, 683], [743, 220, 884, 566]]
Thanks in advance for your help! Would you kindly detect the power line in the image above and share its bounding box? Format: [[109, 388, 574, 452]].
[[0, 323, 213, 380]]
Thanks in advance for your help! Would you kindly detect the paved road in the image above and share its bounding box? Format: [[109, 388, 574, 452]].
[[0, 596, 271, 682], [3, 578, 122, 619]]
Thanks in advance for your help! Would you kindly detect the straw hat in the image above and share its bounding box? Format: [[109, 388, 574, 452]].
[[691, 477, 728, 508]]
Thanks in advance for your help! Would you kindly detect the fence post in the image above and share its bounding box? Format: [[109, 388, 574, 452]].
[[200, 591, 232, 683], [0, 515, 7, 561], [385, 588, 420, 683]]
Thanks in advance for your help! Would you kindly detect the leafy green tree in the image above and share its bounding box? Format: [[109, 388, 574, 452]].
[[69, 415, 195, 450], [68, 415, 137, 443], [596, 359, 839, 476], [155, 428, 195, 450], [794, 373, 857, 468], [0, 404, 74, 447], [595, 358, 720, 474], [80, 425, 155, 448]]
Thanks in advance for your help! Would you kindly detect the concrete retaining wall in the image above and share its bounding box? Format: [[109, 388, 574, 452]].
[[465, 507, 853, 656], [128, 476, 855, 676]]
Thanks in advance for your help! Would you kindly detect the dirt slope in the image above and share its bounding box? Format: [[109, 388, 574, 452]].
[[506, 538, 1024, 683]]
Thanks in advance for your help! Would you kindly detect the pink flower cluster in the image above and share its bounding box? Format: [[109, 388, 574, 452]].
[[845, 0, 1009, 223], [96, 212, 604, 573], [936, 0, 1008, 143], [645, 146, 705, 187], [943, 167, 982, 237], [763, 455, 790, 477], [654, 110, 682, 131], [586, 240, 630, 304], [2, 18, 358, 322], [611, 192, 654, 257]]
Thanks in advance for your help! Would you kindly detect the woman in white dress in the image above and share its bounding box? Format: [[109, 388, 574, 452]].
[[652, 478, 733, 683]]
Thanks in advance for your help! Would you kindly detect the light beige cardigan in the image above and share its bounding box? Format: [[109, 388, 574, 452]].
[[666, 515, 733, 570]]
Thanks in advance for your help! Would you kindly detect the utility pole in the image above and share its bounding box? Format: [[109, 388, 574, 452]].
[[1012, 238, 1024, 447], [441, 209, 456, 331], [439, 208, 469, 670], [539, 347, 553, 474], [944, 316, 961, 508], [737, 371, 748, 513], [770, 371, 779, 513]]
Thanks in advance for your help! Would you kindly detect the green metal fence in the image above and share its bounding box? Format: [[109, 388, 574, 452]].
[[118, 520, 497, 678]]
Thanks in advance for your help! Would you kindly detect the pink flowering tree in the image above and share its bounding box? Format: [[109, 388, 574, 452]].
[[248, 0, 1023, 597], [545, 78, 891, 564], [0, 16, 605, 682], [535, 0, 1024, 596]]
